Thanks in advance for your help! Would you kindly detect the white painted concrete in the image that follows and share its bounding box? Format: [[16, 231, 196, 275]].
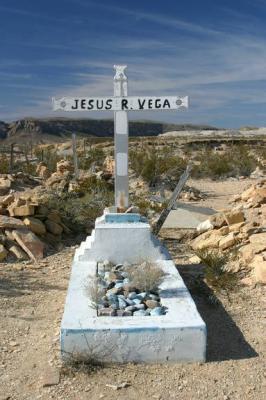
[[76, 213, 170, 264], [61, 259, 206, 363], [61, 213, 206, 363]]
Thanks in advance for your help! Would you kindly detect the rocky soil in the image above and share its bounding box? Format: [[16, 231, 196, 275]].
[[0, 179, 265, 400]]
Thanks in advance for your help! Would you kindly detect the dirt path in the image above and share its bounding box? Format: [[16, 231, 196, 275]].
[[0, 179, 265, 400]]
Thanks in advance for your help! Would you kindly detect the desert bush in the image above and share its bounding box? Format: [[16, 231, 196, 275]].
[[195, 249, 238, 295], [79, 148, 105, 170], [0, 155, 10, 173], [35, 147, 61, 172], [42, 179, 113, 231], [126, 261, 165, 292], [192, 145, 258, 179], [131, 196, 165, 217], [84, 276, 105, 311], [130, 146, 186, 186]]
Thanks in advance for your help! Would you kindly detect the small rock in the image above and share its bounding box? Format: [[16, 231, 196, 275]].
[[0, 244, 7, 261], [133, 310, 147, 316], [125, 305, 136, 312], [145, 300, 160, 309], [42, 366, 60, 387], [98, 308, 117, 316], [132, 298, 142, 305], [118, 298, 127, 309], [128, 292, 138, 300], [150, 307, 164, 316], [116, 310, 132, 317], [134, 303, 145, 310]]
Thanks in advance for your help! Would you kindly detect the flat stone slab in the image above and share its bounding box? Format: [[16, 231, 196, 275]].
[[163, 204, 216, 229], [61, 259, 206, 363]]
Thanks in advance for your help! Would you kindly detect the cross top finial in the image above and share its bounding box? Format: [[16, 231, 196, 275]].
[[114, 65, 127, 81]]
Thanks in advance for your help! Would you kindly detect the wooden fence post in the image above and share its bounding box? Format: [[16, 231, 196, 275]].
[[10, 144, 14, 173], [72, 134, 79, 180], [152, 164, 192, 236]]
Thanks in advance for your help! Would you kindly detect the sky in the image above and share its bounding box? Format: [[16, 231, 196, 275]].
[[0, 0, 266, 127]]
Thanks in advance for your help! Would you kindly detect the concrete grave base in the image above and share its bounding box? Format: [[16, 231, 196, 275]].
[[61, 213, 207, 363]]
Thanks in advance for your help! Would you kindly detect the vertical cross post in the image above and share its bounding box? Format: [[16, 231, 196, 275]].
[[113, 65, 129, 209]]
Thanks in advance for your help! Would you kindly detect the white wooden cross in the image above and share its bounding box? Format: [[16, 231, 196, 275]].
[[53, 65, 188, 209]]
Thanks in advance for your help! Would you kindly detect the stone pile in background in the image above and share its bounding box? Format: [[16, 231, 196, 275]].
[[191, 179, 266, 284], [0, 167, 72, 262]]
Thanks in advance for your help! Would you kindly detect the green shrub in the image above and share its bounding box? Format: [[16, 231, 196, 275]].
[[192, 145, 258, 179], [130, 146, 186, 186], [34, 147, 61, 172], [0, 155, 10, 174], [79, 148, 105, 170], [195, 249, 238, 295]]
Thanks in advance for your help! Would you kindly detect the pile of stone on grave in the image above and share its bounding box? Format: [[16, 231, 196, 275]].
[[0, 180, 70, 262], [191, 179, 266, 285], [94, 261, 167, 317]]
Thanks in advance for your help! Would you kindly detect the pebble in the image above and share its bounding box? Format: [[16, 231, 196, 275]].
[[145, 300, 160, 309], [98, 308, 116, 316], [133, 310, 147, 316], [132, 298, 142, 305], [150, 307, 164, 316], [114, 282, 124, 289], [149, 294, 160, 301], [125, 305, 136, 312], [134, 303, 145, 310], [125, 298, 135, 306], [118, 298, 127, 309], [128, 292, 138, 300], [106, 293, 118, 301], [96, 263, 165, 318], [116, 310, 132, 317]]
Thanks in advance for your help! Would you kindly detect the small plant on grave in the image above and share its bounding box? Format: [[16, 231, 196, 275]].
[[126, 262, 165, 293], [195, 249, 238, 296], [84, 276, 105, 311]]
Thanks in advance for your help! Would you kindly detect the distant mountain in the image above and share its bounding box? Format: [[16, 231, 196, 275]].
[[0, 117, 218, 142], [0, 121, 8, 139]]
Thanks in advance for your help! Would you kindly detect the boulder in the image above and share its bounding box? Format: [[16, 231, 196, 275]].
[[239, 242, 266, 264], [0, 215, 24, 229], [8, 204, 35, 217], [251, 255, 266, 284], [229, 222, 245, 232], [13, 229, 44, 260], [45, 220, 63, 235], [209, 212, 227, 228], [192, 234, 221, 250], [8, 244, 27, 260], [217, 226, 230, 235], [196, 219, 214, 234], [219, 233, 236, 250], [0, 193, 15, 206], [249, 232, 266, 245], [56, 160, 73, 175], [241, 186, 256, 201], [23, 217, 46, 235], [36, 162, 51, 179], [47, 211, 61, 224], [0, 178, 11, 195], [0, 244, 7, 261], [103, 156, 115, 175], [224, 210, 245, 225]]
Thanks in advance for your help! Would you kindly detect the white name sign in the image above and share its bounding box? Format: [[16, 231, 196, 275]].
[[53, 96, 188, 112]]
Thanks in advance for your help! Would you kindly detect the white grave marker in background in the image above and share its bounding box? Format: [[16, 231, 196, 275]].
[[53, 65, 188, 208]]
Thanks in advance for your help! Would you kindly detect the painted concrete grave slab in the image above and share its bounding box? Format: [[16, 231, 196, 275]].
[[61, 211, 206, 363], [55, 65, 206, 363]]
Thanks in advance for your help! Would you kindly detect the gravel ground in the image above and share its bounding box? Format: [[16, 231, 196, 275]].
[[0, 178, 265, 400]]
